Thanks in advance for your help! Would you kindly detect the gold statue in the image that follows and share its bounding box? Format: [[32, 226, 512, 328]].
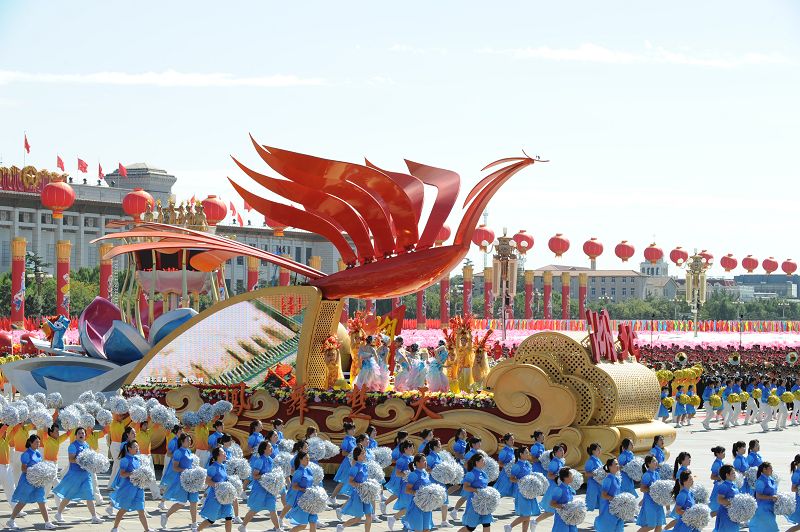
[[347, 313, 367, 384], [194, 202, 208, 230], [143, 202, 154, 223], [156, 200, 164, 224], [451, 315, 475, 392], [176, 202, 185, 225], [322, 335, 342, 390], [471, 330, 493, 391], [166, 199, 177, 225]]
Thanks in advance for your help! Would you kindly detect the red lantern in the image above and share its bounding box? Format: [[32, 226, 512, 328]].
[[512, 230, 534, 254], [472, 225, 495, 252], [698, 249, 714, 265], [435, 224, 452, 245], [782, 259, 797, 276], [643, 243, 663, 265], [742, 255, 758, 273], [583, 237, 603, 260], [614, 240, 635, 262], [720, 254, 738, 272], [265, 217, 288, 237], [670, 246, 688, 267], [122, 188, 154, 222], [201, 195, 227, 226], [41, 178, 75, 220], [548, 233, 569, 258], [763, 257, 778, 274]]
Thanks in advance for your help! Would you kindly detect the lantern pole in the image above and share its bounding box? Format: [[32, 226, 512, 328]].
[[493, 228, 518, 341]]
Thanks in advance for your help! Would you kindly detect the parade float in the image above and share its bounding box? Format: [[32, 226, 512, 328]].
[[2, 138, 674, 468]]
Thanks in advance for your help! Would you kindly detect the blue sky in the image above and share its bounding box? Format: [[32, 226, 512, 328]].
[[1, 1, 799, 275]]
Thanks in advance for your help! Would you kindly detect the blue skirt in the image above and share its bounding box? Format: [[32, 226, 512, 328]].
[[541, 480, 559, 510], [620, 472, 638, 498], [686, 404, 696, 415], [514, 492, 541, 517], [342, 488, 373, 519], [247, 480, 276, 512], [674, 518, 697, 532], [595, 509, 624, 532], [286, 486, 302, 507], [405, 500, 433, 531], [385, 473, 403, 495], [199, 488, 234, 522], [714, 507, 740, 532], [11, 473, 45, 504], [333, 457, 351, 484], [636, 493, 666, 526], [657, 404, 670, 418], [787, 492, 800, 523], [586, 478, 602, 511], [287, 505, 318, 525], [675, 403, 686, 416], [160, 457, 177, 487], [110, 478, 145, 511], [494, 469, 513, 496], [163, 478, 199, 504], [553, 512, 578, 532], [709, 481, 721, 512], [748, 505, 778, 532], [53, 468, 94, 502], [394, 482, 412, 511], [462, 496, 493, 528]]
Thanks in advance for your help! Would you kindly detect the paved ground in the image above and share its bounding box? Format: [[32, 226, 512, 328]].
[[2, 413, 800, 531]]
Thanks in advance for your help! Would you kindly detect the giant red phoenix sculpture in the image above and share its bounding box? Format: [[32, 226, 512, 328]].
[[229, 136, 545, 300]]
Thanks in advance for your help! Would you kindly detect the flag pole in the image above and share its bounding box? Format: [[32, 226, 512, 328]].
[[23, 130, 26, 167]]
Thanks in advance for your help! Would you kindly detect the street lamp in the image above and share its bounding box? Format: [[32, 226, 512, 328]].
[[685, 253, 710, 338], [778, 300, 790, 320], [492, 228, 518, 341]]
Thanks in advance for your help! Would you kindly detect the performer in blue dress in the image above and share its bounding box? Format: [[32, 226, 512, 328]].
[[383, 440, 414, 514], [388, 453, 432, 532], [584, 442, 604, 512], [452, 428, 468, 462], [549, 467, 578, 532], [272, 419, 285, 442], [650, 435, 666, 465], [247, 420, 264, 455], [424, 438, 452, 527], [53, 427, 101, 524], [417, 429, 434, 454], [160, 424, 184, 496], [672, 470, 698, 532], [161, 434, 200, 531], [461, 452, 493, 531], [198, 447, 234, 530], [714, 464, 741, 532], [534, 443, 566, 528], [636, 455, 666, 531], [595, 458, 623, 532], [286, 451, 318, 531], [366, 425, 379, 450], [749, 462, 778, 532], [451, 437, 484, 520], [618, 438, 639, 498], [709, 445, 726, 516], [337, 446, 375, 531], [674, 385, 687, 427], [732, 441, 749, 495], [6, 435, 56, 530], [329, 421, 357, 503], [685, 385, 697, 424], [493, 433, 516, 497], [109, 440, 151, 532], [239, 440, 281, 532], [746, 439, 763, 495], [530, 431, 546, 475], [505, 446, 541, 531]]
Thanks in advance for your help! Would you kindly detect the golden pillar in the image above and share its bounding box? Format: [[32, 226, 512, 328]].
[[543, 270, 552, 319], [99, 243, 114, 300], [524, 270, 534, 319], [56, 240, 72, 316], [561, 272, 571, 319], [579, 272, 588, 318], [246, 256, 260, 292], [10, 237, 27, 327]]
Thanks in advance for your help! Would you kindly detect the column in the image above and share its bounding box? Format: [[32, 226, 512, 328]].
[[440, 274, 450, 324], [483, 266, 493, 319], [246, 256, 260, 291], [579, 273, 588, 318], [99, 243, 113, 300], [10, 237, 26, 328], [463, 264, 473, 316], [561, 272, 571, 319], [338, 259, 348, 324], [543, 270, 552, 319], [416, 290, 427, 329], [279, 253, 292, 286], [524, 270, 533, 319], [56, 240, 71, 316]]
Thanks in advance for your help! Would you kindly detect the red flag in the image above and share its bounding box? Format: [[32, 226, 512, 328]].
[[229, 201, 237, 214], [98, 164, 104, 179], [189, 195, 196, 205], [56, 156, 65, 171], [237, 213, 244, 226], [77, 158, 88, 173], [118, 163, 127, 177], [24, 134, 30, 154], [244, 201, 252, 212]]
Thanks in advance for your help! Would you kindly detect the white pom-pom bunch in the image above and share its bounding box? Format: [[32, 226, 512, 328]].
[[180, 467, 207, 493], [609, 492, 639, 521], [727, 493, 757, 524], [413, 483, 447, 512], [227, 457, 252, 480], [229, 476, 244, 496], [438, 450, 457, 464], [477, 452, 499, 482], [197, 404, 214, 424], [681, 503, 711, 530], [539, 450, 552, 471], [128, 405, 148, 424], [213, 481, 238, 505], [592, 467, 609, 484], [431, 462, 463, 485], [373, 447, 393, 468], [95, 409, 113, 427], [259, 470, 286, 496], [366, 460, 385, 483], [744, 467, 758, 488], [32, 393, 46, 405], [79, 413, 96, 429], [622, 457, 644, 482], [298, 485, 329, 515], [649, 479, 676, 507], [12, 401, 29, 422], [307, 437, 328, 462], [150, 404, 177, 427], [690, 483, 710, 505], [78, 391, 96, 403], [129, 465, 156, 489], [211, 400, 233, 418], [146, 398, 160, 411], [46, 393, 63, 409], [658, 463, 674, 482], [307, 462, 324, 486], [774, 492, 796, 516], [59, 405, 82, 430], [93, 392, 107, 406], [274, 452, 293, 477], [229, 442, 243, 459], [277, 439, 295, 453], [30, 409, 53, 431], [0, 404, 21, 425], [182, 411, 200, 428], [518, 473, 548, 499], [128, 395, 146, 408], [472, 486, 501, 515], [569, 469, 584, 492], [82, 401, 102, 415], [355, 479, 382, 505], [324, 440, 340, 459], [76, 449, 110, 474], [108, 396, 128, 414], [25, 461, 59, 487], [734, 471, 744, 489], [557, 500, 587, 526]]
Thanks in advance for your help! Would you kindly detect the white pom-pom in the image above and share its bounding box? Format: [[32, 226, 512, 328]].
[[59, 405, 82, 430], [149, 404, 176, 427], [569, 469, 584, 492], [72, 402, 87, 414], [95, 409, 113, 427], [373, 447, 393, 468], [146, 398, 160, 411], [557, 499, 587, 526], [727, 493, 757, 524], [690, 483, 710, 504], [211, 400, 233, 418], [609, 492, 639, 521], [775, 492, 796, 516], [744, 467, 758, 488], [213, 481, 238, 505], [734, 471, 744, 489], [478, 453, 499, 482], [76, 449, 111, 474], [274, 452, 293, 477], [82, 401, 101, 415], [180, 467, 207, 493], [129, 465, 156, 489], [93, 392, 107, 406], [30, 409, 53, 431], [438, 450, 457, 464], [182, 411, 200, 428], [25, 461, 59, 488], [12, 401, 29, 422], [518, 473, 548, 499], [658, 463, 674, 482], [649, 479, 676, 507], [307, 438, 327, 462], [229, 476, 244, 496], [80, 413, 96, 429], [46, 393, 63, 409], [190, 454, 200, 468], [259, 470, 286, 496], [355, 479, 382, 505], [298, 485, 329, 515], [593, 467, 609, 484], [472, 486, 501, 515], [229, 443, 244, 459], [681, 503, 711, 530], [431, 462, 461, 485], [78, 391, 96, 403], [128, 406, 148, 424], [307, 462, 324, 486], [323, 440, 340, 459], [197, 404, 214, 424], [277, 439, 295, 453], [0, 405, 21, 426], [539, 450, 552, 471], [622, 457, 644, 482], [128, 395, 146, 408], [366, 460, 386, 483], [227, 457, 252, 480], [413, 483, 447, 512], [32, 393, 46, 405], [108, 396, 128, 414]]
